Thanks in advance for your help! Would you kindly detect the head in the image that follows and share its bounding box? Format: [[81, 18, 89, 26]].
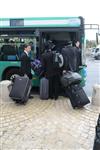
[[66, 41, 72, 46], [75, 41, 80, 48], [10, 40, 15, 46], [44, 40, 55, 52], [29, 41, 33, 46], [24, 44, 31, 53]]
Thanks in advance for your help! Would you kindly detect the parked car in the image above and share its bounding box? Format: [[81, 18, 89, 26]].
[[94, 48, 100, 60], [92, 45, 100, 60], [91, 48, 96, 57]]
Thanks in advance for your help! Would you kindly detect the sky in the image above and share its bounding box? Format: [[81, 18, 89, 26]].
[[0, 0, 100, 40]]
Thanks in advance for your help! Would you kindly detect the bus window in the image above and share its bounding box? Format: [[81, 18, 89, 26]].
[[0, 39, 18, 61], [0, 36, 38, 61]]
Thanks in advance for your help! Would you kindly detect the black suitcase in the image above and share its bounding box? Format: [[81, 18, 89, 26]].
[[66, 84, 90, 108], [9, 75, 31, 104]]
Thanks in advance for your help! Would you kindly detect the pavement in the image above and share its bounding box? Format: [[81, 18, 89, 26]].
[[0, 96, 100, 150], [84, 57, 100, 97]]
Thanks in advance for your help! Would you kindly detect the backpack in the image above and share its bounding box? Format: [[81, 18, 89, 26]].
[[53, 51, 64, 68]]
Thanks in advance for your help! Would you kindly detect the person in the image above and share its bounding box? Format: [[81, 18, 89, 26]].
[[41, 41, 60, 100], [61, 40, 82, 98], [74, 40, 82, 71], [20, 44, 33, 99], [62, 41, 77, 73]]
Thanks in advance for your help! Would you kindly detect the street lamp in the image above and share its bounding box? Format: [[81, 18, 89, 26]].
[[85, 24, 100, 45]]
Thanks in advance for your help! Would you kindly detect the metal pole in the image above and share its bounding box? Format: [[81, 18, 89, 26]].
[[96, 33, 98, 45]]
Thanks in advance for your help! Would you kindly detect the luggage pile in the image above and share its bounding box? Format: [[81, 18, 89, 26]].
[[61, 71, 90, 109]]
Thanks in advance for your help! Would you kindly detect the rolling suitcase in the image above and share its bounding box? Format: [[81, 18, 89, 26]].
[[40, 77, 49, 100], [9, 75, 31, 104], [67, 84, 90, 108]]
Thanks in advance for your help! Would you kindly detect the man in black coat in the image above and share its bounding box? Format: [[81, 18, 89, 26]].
[[62, 41, 78, 72], [20, 44, 33, 98], [41, 42, 60, 100], [74, 40, 82, 71]]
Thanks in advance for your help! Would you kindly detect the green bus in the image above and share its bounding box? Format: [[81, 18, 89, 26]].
[[0, 17, 86, 86]]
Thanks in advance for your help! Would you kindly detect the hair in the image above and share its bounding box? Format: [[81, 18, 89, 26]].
[[74, 40, 80, 44], [10, 40, 14, 43], [73, 40, 80, 47], [24, 44, 31, 49]]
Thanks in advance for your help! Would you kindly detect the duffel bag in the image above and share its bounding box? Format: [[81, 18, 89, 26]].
[[31, 59, 44, 77], [61, 71, 82, 87]]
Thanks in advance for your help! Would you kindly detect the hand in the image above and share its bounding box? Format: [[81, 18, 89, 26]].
[[24, 74, 28, 77]]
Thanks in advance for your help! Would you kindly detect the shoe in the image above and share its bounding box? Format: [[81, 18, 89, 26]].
[[29, 95, 34, 99], [50, 96, 54, 99], [55, 96, 58, 100], [15, 100, 27, 105]]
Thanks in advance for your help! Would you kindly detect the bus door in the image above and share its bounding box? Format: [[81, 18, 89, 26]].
[[40, 31, 79, 52]]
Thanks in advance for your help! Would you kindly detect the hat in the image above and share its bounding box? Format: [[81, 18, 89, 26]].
[[45, 40, 55, 50], [66, 41, 72, 46]]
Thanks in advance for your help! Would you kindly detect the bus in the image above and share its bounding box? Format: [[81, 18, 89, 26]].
[[0, 17, 86, 87]]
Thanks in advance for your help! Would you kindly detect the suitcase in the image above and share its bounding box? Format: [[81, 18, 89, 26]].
[[66, 84, 90, 108], [9, 75, 31, 104], [40, 77, 49, 100]]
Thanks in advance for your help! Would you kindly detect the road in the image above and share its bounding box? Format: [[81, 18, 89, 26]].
[[84, 56, 100, 97]]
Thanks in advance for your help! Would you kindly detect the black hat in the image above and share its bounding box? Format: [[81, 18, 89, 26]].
[[66, 41, 72, 46], [45, 40, 55, 50]]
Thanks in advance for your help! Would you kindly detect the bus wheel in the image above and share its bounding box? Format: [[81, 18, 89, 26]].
[[5, 68, 20, 80]]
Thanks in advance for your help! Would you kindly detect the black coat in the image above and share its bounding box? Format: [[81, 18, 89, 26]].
[[20, 52, 32, 79], [62, 46, 78, 72], [75, 47, 82, 68], [41, 51, 60, 78]]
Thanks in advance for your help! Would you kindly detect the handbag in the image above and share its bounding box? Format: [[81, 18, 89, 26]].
[[61, 71, 82, 87], [31, 59, 44, 77]]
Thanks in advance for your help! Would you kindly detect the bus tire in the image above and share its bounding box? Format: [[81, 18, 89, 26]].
[[5, 68, 20, 80]]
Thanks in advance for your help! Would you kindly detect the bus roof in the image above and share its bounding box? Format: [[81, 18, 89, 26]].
[[0, 17, 83, 28]]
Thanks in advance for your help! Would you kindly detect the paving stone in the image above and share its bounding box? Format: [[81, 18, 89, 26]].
[[0, 97, 100, 150]]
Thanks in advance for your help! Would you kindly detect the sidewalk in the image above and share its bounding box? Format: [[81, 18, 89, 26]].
[[0, 96, 100, 150]]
